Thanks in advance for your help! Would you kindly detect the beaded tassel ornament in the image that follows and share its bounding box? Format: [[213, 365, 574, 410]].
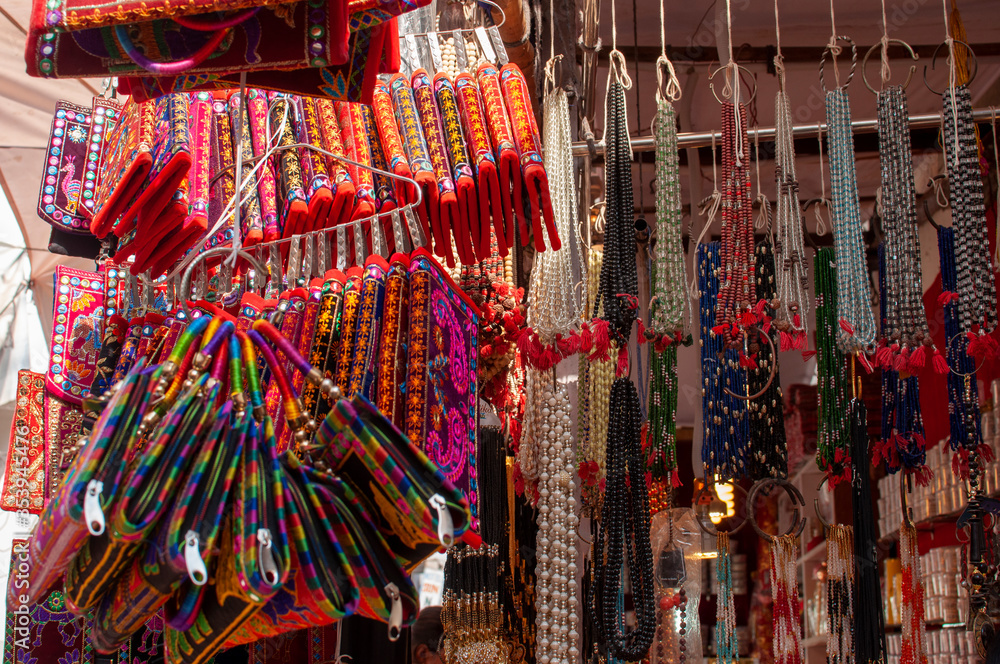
[[590, 76, 638, 372], [771, 16, 809, 350], [715, 531, 738, 664], [825, 73, 877, 354], [590, 378, 656, 662], [814, 248, 852, 488], [521, 374, 579, 664], [900, 513, 928, 664], [938, 226, 988, 476], [943, 85, 998, 359], [440, 543, 508, 664], [874, 245, 929, 480], [849, 397, 887, 664], [748, 241, 787, 479], [769, 534, 803, 664], [874, 84, 938, 372], [826, 524, 854, 664], [699, 242, 749, 480], [518, 67, 587, 370]]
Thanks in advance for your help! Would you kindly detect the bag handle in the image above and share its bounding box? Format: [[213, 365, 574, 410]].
[[113, 24, 229, 75], [173, 7, 261, 30]]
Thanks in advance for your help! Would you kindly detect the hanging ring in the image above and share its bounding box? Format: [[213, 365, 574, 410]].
[[924, 40, 979, 96], [813, 475, 832, 529], [946, 331, 988, 377], [693, 479, 748, 537], [819, 36, 858, 93], [722, 326, 777, 401], [861, 39, 918, 95], [708, 63, 757, 106], [180, 246, 266, 318], [747, 477, 808, 543]]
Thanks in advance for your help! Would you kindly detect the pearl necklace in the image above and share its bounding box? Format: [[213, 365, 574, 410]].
[[943, 85, 998, 351], [825, 86, 877, 353], [773, 77, 809, 348], [527, 375, 579, 664], [826, 524, 854, 664], [769, 534, 803, 664], [648, 97, 690, 342]]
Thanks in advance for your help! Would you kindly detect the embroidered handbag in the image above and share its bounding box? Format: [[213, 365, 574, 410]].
[[374, 253, 410, 429], [38, 101, 93, 236], [402, 248, 480, 523], [346, 255, 389, 401], [1, 372, 47, 515], [314, 395, 472, 571], [13, 360, 155, 606]]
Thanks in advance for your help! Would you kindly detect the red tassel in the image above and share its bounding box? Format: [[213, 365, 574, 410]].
[[792, 313, 801, 328], [979, 444, 996, 464], [937, 290, 959, 305], [671, 469, 682, 488], [779, 330, 792, 352], [932, 350, 949, 374], [557, 334, 579, 357], [516, 327, 535, 359], [616, 343, 629, 377], [908, 346, 926, 372], [740, 311, 758, 327], [588, 319, 612, 362], [541, 347, 562, 370], [875, 345, 892, 368], [952, 452, 961, 477], [838, 319, 855, 335], [793, 331, 806, 350], [801, 350, 817, 361], [637, 320, 648, 344], [577, 323, 593, 354], [753, 299, 766, 317], [739, 352, 758, 368], [711, 325, 729, 337], [914, 466, 933, 488], [893, 349, 909, 372], [858, 353, 874, 374]]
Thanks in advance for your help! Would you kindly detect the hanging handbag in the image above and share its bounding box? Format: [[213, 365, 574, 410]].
[[1, 372, 47, 515], [374, 253, 410, 429], [346, 255, 389, 401], [402, 248, 480, 523], [37, 101, 92, 236]]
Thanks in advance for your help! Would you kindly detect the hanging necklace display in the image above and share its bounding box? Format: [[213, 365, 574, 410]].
[[849, 390, 887, 664], [589, 379, 656, 663], [715, 531, 739, 664], [821, 25, 877, 355], [899, 480, 928, 664], [771, 0, 809, 351], [768, 534, 803, 664], [825, 523, 854, 664], [440, 543, 508, 664], [814, 248, 851, 487]]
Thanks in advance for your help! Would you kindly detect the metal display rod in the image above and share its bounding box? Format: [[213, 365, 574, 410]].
[[570, 108, 997, 156]]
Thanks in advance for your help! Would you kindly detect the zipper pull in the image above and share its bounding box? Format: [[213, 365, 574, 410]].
[[385, 582, 403, 641], [84, 479, 105, 535], [184, 531, 208, 586], [258, 528, 279, 586], [429, 494, 454, 549]]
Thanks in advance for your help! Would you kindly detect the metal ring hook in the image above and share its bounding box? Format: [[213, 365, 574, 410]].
[[813, 475, 832, 529], [747, 478, 808, 543], [862, 39, 918, 95], [924, 40, 979, 96], [722, 326, 778, 401], [708, 63, 757, 106], [946, 331, 988, 377], [819, 36, 858, 93], [180, 246, 266, 318], [693, 480, 749, 537]]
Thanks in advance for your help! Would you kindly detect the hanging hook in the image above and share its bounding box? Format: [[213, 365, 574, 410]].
[[813, 475, 832, 529], [924, 40, 978, 96], [862, 39, 918, 95], [693, 479, 749, 536], [708, 63, 757, 106], [747, 478, 808, 543], [722, 326, 778, 401], [819, 36, 858, 93]]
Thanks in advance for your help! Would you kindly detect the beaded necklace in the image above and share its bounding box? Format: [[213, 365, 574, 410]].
[[592, 79, 639, 366], [646, 344, 679, 486], [899, 518, 927, 664], [772, 48, 809, 349], [875, 84, 935, 370], [826, 524, 854, 664], [814, 248, 851, 487], [748, 240, 787, 479], [715, 531, 738, 664], [938, 226, 985, 473], [849, 397, 887, 664], [826, 85, 877, 353], [699, 242, 749, 480], [646, 96, 690, 344], [769, 534, 803, 664], [715, 102, 757, 342], [590, 378, 656, 662], [943, 85, 998, 356], [440, 543, 506, 664], [874, 245, 928, 479]]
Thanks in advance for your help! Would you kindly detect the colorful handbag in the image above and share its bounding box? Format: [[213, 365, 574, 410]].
[[402, 248, 480, 522], [301, 270, 347, 422], [346, 255, 389, 401], [77, 97, 125, 221], [48, 266, 106, 405], [374, 253, 410, 429], [269, 96, 309, 241], [14, 360, 155, 606], [315, 395, 472, 570], [476, 62, 522, 251], [38, 101, 92, 235]]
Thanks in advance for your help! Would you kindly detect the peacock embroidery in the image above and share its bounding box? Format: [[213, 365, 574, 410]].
[[59, 156, 82, 214]]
